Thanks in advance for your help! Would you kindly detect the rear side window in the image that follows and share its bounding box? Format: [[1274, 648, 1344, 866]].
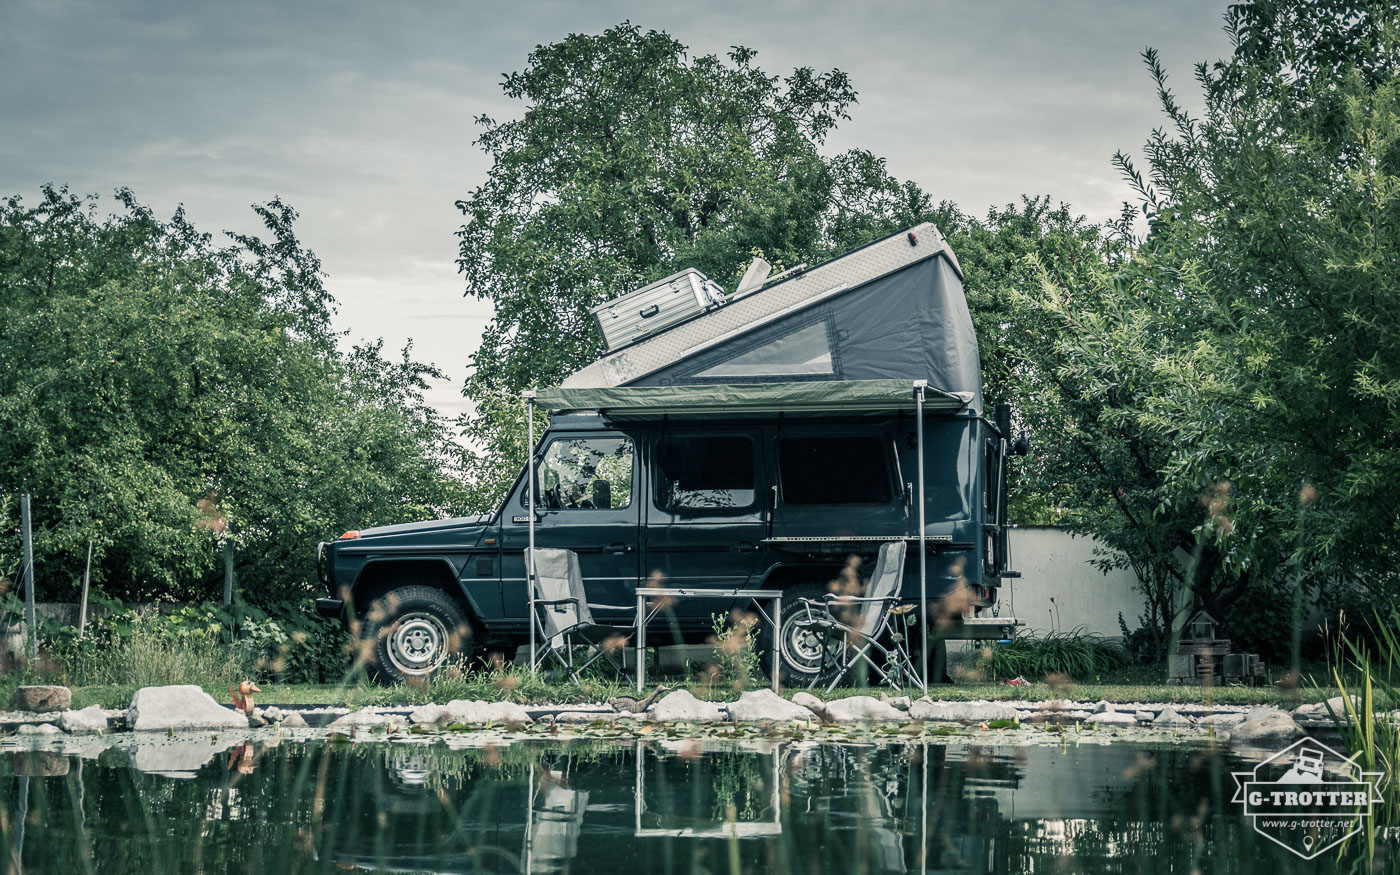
[[655, 435, 755, 510], [778, 436, 893, 504]]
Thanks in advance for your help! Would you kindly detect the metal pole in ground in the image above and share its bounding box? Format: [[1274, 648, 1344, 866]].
[[524, 390, 538, 677], [78, 540, 92, 634], [20, 493, 36, 661], [223, 541, 235, 606], [914, 383, 928, 690]]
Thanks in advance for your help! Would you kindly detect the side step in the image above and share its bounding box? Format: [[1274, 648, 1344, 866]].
[[940, 616, 1024, 641]]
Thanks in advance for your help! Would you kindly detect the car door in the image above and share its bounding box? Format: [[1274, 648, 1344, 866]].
[[642, 428, 766, 622], [500, 432, 640, 625]]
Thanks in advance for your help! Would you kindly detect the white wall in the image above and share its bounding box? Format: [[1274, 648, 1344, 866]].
[[991, 526, 1142, 639]]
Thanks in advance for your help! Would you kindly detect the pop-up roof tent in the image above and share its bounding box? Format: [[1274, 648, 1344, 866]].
[[527, 224, 988, 691], [554, 222, 982, 414]]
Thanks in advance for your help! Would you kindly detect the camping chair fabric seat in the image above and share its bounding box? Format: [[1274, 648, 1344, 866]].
[[796, 541, 922, 692], [529, 547, 635, 681]]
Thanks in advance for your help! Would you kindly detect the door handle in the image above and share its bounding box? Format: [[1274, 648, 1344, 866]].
[[737, 541, 758, 552], [608, 542, 633, 553]]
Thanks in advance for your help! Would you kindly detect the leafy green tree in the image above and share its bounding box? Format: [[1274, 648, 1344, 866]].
[[0, 186, 470, 603], [1019, 0, 1400, 654], [455, 23, 948, 500]]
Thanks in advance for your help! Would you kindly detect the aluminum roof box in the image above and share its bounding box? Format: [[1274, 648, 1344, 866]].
[[589, 268, 726, 352]]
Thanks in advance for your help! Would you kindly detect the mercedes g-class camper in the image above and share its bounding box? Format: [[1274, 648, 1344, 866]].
[[316, 225, 1022, 684]]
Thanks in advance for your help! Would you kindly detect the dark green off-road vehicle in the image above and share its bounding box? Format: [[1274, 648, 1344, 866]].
[[317, 226, 1022, 683]]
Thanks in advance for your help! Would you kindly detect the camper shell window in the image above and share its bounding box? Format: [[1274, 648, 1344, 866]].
[[778, 435, 893, 505], [655, 434, 756, 511]]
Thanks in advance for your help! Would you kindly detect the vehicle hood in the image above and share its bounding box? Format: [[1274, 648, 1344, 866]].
[[358, 515, 491, 538]]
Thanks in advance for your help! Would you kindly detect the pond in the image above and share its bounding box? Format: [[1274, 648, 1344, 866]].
[[0, 734, 1372, 873]]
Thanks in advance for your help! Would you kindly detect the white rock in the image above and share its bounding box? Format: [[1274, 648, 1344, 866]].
[[408, 704, 445, 725], [1293, 696, 1361, 720], [726, 689, 815, 723], [1134, 710, 1155, 723], [1199, 712, 1245, 728], [127, 685, 249, 732], [646, 690, 726, 723], [1230, 708, 1305, 747], [1152, 706, 1194, 728], [1084, 711, 1136, 726], [551, 711, 613, 724], [887, 696, 912, 711], [58, 706, 110, 734], [439, 700, 533, 725], [790, 692, 829, 721], [261, 706, 285, 722], [1091, 701, 1112, 713], [17, 723, 63, 736], [324, 710, 407, 732], [280, 712, 310, 729], [822, 696, 905, 723], [908, 700, 1020, 723]]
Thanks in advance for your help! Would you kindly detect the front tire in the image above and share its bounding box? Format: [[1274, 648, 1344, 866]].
[[362, 586, 475, 683]]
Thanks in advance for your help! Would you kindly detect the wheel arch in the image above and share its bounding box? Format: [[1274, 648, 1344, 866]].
[[349, 557, 484, 627], [756, 561, 848, 592]]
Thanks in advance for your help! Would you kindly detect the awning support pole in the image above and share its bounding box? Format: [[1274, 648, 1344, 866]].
[[524, 390, 538, 677], [915, 380, 928, 690]]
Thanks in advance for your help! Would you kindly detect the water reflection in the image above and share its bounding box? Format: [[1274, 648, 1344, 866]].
[[0, 735, 1373, 873]]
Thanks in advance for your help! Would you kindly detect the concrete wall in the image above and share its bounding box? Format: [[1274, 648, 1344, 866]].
[[991, 526, 1143, 639]]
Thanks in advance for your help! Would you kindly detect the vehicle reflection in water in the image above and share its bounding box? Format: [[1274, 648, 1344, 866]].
[[0, 735, 1368, 873]]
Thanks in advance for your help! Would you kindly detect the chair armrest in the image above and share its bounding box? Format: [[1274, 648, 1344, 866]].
[[822, 594, 902, 605], [535, 597, 580, 607]]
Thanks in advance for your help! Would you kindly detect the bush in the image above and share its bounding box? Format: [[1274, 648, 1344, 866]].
[[7, 595, 350, 687], [980, 628, 1125, 681]]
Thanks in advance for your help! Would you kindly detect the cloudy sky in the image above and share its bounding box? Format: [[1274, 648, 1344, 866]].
[[2, 0, 1234, 426]]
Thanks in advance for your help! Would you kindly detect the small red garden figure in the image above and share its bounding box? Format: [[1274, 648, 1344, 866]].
[[230, 680, 261, 716]]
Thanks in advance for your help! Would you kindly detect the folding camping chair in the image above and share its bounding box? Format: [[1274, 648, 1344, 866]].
[[794, 541, 922, 692], [528, 548, 635, 682]]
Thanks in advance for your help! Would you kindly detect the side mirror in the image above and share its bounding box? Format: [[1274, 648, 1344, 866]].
[[1013, 436, 1030, 457]]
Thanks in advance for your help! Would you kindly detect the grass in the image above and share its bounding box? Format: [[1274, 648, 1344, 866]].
[[4, 619, 1338, 713], [27, 663, 1337, 712], [981, 628, 1125, 681]]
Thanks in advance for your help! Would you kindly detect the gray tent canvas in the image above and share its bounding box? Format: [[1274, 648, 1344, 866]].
[[561, 224, 982, 413]]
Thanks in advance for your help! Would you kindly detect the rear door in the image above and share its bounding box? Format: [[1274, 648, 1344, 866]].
[[500, 432, 640, 625], [642, 429, 766, 622]]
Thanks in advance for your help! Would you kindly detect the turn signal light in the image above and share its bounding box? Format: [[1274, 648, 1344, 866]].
[[340, 530, 361, 540]]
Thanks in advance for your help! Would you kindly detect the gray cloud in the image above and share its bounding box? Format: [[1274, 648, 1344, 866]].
[[1, 0, 1233, 426]]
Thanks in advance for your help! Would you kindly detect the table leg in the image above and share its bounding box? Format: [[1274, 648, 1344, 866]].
[[771, 594, 781, 693], [636, 593, 645, 693]]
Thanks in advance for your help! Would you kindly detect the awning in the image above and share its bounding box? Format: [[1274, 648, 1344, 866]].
[[533, 379, 971, 418]]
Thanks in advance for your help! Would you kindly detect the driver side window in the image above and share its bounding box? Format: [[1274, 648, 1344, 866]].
[[536, 436, 633, 510]]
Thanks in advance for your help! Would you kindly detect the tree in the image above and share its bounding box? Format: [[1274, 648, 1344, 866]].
[[455, 23, 947, 501], [0, 186, 470, 603], [1018, 0, 1400, 654]]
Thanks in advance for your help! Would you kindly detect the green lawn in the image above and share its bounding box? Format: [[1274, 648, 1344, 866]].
[[48, 669, 1336, 713], [6, 657, 1341, 713]]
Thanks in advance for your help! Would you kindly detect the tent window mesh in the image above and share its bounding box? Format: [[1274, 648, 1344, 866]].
[[692, 321, 834, 379]]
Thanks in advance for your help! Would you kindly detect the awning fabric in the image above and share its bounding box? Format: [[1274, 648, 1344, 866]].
[[533, 379, 970, 418]]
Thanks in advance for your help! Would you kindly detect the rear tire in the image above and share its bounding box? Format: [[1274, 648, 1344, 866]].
[[760, 584, 840, 687], [362, 585, 476, 684]]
